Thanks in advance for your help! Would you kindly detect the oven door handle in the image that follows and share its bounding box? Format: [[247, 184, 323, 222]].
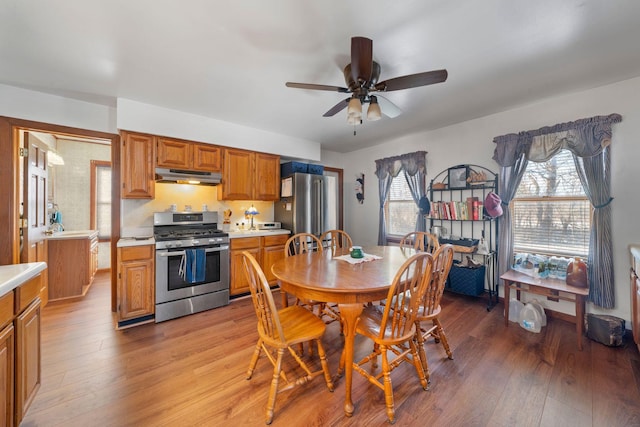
[[157, 246, 229, 257]]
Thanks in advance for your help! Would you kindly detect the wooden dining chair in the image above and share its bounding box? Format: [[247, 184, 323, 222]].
[[283, 233, 338, 324], [320, 229, 353, 256], [348, 252, 434, 424], [414, 244, 455, 383], [399, 231, 440, 253], [318, 229, 352, 325], [242, 251, 334, 425]]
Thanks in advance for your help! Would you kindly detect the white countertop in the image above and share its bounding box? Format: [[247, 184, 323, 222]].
[[0, 262, 47, 297], [117, 237, 156, 247], [45, 229, 99, 240], [227, 229, 291, 238]]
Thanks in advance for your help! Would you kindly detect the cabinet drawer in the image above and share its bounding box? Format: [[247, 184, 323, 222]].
[[262, 234, 289, 247], [15, 275, 42, 313], [231, 237, 261, 250], [120, 245, 154, 262], [0, 291, 14, 328]]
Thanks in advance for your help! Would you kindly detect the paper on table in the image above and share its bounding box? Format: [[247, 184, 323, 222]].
[[334, 253, 382, 264]]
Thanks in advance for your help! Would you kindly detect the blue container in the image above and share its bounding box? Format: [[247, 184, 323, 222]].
[[307, 163, 324, 175], [447, 262, 485, 296], [280, 162, 308, 177]]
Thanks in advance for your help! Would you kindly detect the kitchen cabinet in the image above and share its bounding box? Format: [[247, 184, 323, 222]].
[[261, 234, 289, 284], [0, 322, 13, 427], [121, 131, 155, 199], [47, 233, 98, 301], [15, 298, 41, 426], [0, 267, 43, 427], [218, 148, 280, 201], [90, 237, 99, 280], [229, 234, 288, 296], [230, 237, 262, 296], [156, 137, 222, 172], [117, 245, 155, 326]]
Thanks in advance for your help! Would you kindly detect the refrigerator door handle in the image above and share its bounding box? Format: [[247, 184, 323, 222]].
[[315, 178, 323, 235]]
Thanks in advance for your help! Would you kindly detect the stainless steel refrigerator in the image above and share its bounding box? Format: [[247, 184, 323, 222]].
[[274, 173, 338, 236]]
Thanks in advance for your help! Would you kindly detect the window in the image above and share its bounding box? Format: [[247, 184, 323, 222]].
[[386, 175, 416, 237], [91, 160, 111, 241], [512, 149, 590, 257]]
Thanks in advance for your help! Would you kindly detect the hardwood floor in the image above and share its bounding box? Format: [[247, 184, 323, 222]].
[[21, 271, 640, 426]]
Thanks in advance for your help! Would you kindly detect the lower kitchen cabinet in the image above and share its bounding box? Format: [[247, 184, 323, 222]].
[[0, 271, 43, 427], [48, 235, 98, 301], [0, 321, 14, 427], [229, 234, 289, 296], [230, 237, 261, 296], [15, 299, 41, 426], [261, 234, 289, 284], [117, 245, 155, 327]]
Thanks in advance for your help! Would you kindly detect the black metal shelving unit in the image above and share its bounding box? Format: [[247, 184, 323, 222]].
[[429, 164, 499, 311]]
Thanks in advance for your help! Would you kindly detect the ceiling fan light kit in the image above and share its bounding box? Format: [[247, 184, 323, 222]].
[[347, 97, 362, 118], [367, 96, 382, 121], [286, 36, 447, 130]]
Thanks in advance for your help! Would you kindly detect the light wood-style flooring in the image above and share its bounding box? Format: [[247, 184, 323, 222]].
[[21, 271, 640, 426]]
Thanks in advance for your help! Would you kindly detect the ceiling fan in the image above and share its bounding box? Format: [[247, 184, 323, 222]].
[[286, 36, 447, 125]]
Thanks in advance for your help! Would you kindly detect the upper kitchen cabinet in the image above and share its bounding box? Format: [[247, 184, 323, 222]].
[[254, 152, 280, 200], [157, 137, 222, 172], [218, 148, 280, 201], [121, 131, 155, 199]]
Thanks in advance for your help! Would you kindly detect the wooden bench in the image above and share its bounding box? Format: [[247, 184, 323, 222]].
[[501, 269, 589, 350]]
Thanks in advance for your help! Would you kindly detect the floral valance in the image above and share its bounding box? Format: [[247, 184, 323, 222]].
[[492, 114, 622, 167], [374, 151, 427, 179]]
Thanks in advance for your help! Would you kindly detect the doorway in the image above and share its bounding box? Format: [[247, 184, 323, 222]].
[[0, 116, 120, 310]]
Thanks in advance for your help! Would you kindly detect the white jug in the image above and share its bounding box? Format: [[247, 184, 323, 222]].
[[519, 303, 542, 333]]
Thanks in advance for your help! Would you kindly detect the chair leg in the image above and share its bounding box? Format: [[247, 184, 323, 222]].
[[315, 339, 335, 392], [265, 348, 285, 425], [247, 339, 263, 380], [380, 346, 396, 424], [409, 339, 429, 391], [433, 318, 453, 359], [414, 325, 430, 383]]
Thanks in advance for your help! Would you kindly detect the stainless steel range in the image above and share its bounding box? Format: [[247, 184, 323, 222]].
[[154, 211, 229, 322]]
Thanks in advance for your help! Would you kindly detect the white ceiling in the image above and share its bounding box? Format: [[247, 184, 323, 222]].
[[2, 0, 640, 153]]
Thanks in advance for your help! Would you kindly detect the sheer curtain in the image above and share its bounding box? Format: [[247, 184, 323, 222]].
[[493, 114, 621, 308], [375, 151, 427, 245]]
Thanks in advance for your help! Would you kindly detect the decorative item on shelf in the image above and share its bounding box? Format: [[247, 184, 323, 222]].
[[477, 230, 489, 254], [222, 209, 232, 232], [467, 169, 488, 185], [355, 173, 364, 204], [448, 165, 468, 189], [245, 205, 259, 230], [432, 182, 446, 190]]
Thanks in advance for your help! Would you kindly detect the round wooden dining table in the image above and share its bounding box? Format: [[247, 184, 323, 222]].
[[271, 245, 415, 417]]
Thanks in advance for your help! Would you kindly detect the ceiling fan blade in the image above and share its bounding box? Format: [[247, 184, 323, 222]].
[[286, 82, 349, 93], [375, 69, 448, 92], [376, 95, 402, 118], [350, 37, 373, 84], [323, 98, 350, 117]]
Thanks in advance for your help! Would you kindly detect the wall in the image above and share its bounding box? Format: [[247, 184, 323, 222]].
[[332, 75, 640, 324], [121, 184, 274, 237], [117, 98, 321, 161], [55, 139, 111, 268], [0, 84, 117, 133]]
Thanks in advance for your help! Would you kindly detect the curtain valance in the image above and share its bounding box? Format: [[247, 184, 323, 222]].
[[375, 151, 427, 179], [493, 114, 621, 166]]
